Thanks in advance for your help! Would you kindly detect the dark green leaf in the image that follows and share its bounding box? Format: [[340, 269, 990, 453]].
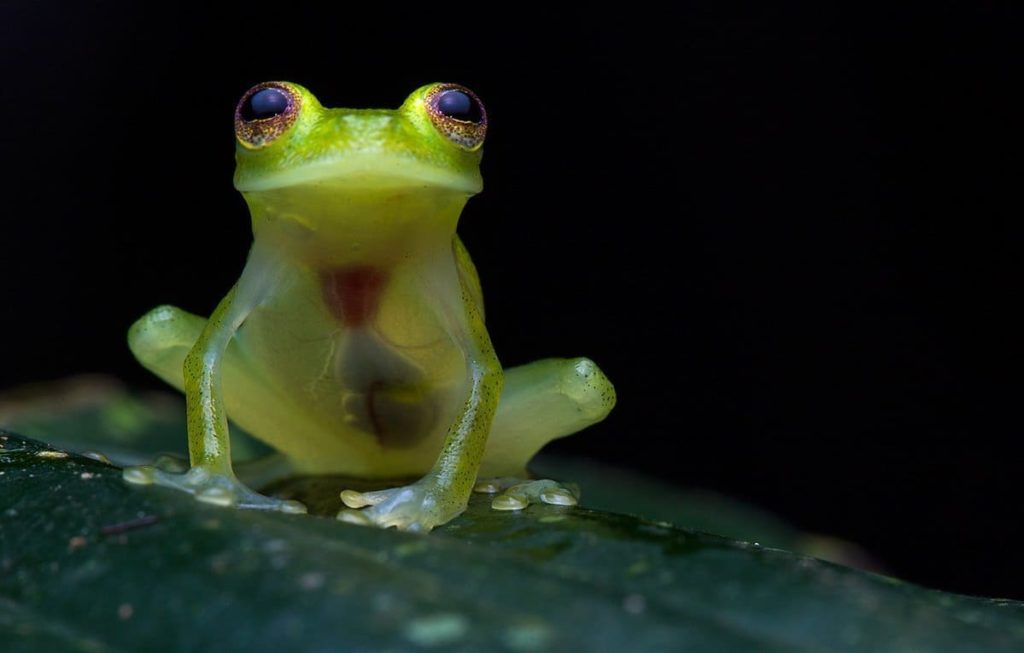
[[0, 379, 872, 565], [2, 432, 1022, 653]]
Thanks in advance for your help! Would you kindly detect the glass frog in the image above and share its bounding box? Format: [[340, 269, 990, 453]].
[[124, 81, 615, 532]]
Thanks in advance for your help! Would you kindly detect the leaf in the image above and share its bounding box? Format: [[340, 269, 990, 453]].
[[530, 455, 870, 563], [1, 432, 1022, 653], [0, 378, 867, 565]]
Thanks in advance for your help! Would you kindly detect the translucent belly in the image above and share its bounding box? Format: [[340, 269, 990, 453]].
[[231, 263, 469, 476]]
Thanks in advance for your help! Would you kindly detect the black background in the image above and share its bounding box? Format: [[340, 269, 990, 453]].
[[2, 4, 1021, 599]]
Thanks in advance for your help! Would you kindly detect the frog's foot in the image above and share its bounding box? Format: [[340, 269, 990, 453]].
[[473, 477, 579, 511], [123, 463, 306, 514], [337, 480, 458, 533]]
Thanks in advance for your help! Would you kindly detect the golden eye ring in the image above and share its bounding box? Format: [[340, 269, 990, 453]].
[[424, 83, 487, 150], [234, 82, 301, 149]]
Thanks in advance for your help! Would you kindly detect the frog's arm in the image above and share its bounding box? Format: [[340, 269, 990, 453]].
[[123, 243, 304, 512], [453, 235, 484, 320], [340, 264, 503, 531], [451, 236, 616, 476], [182, 285, 243, 472], [181, 244, 282, 473], [426, 282, 502, 494]]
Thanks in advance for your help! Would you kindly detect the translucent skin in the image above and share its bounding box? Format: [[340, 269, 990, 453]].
[[126, 82, 616, 531]]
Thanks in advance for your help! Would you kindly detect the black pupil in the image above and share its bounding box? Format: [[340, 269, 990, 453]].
[[437, 90, 482, 123], [242, 88, 289, 120]]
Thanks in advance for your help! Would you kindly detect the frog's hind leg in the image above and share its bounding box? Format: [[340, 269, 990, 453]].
[[482, 357, 616, 477], [474, 357, 615, 510], [127, 305, 205, 395], [128, 304, 315, 458]]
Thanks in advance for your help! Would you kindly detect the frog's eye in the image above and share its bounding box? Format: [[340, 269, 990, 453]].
[[424, 84, 487, 150], [234, 82, 301, 149]]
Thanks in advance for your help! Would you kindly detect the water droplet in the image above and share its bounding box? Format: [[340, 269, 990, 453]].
[[503, 622, 553, 651], [623, 593, 647, 615], [298, 571, 325, 590], [82, 451, 112, 464], [263, 539, 288, 553], [404, 613, 469, 647]]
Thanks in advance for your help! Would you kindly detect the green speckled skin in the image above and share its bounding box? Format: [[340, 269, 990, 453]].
[[126, 82, 616, 531]]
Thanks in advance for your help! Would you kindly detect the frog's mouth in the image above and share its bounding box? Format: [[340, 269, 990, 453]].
[[234, 154, 482, 195]]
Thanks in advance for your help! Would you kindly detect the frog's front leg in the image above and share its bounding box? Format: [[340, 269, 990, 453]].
[[123, 244, 305, 514], [339, 283, 501, 532]]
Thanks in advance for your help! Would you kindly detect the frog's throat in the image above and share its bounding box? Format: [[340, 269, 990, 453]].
[[242, 187, 470, 267], [233, 153, 482, 195]]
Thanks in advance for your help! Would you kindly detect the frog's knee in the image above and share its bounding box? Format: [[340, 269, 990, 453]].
[[128, 305, 205, 384], [129, 305, 203, 354], [560, 357, 616, 419]]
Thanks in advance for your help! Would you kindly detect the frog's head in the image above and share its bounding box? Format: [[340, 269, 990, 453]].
[[233, 81, 485, 195], [232, 82, 487, 258]]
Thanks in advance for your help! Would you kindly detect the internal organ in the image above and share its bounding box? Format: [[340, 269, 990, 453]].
[[320, 266, 389, 328], [320, 267, 437, 447]]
